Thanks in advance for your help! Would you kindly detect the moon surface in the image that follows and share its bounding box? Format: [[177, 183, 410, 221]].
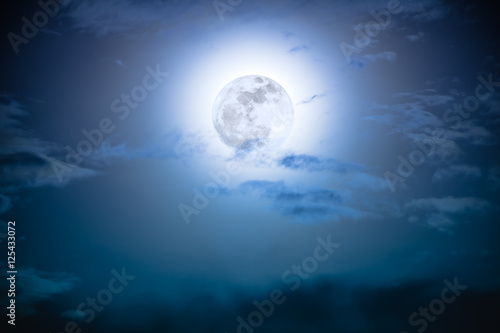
[[212, 75, 294, 150]]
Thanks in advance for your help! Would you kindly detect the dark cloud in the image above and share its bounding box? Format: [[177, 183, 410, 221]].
[[349, 51, 397, 68], [0, 267, 80, 317], [64, 0, 207, 37], [405, 196, 490, 214], [406, 31, 425, 42], [87, 128, 209, 162], [239, 180, 341, 204], [0, 97, 98, 214], [278, 154, 362, 173], [432, 164, 482, 182], [487, 166, 500, 190], [412, 4, 449, 22], [364, 84, 499, 163], [13, 277, 500, 333], [231, 180, 368, 222], [405, 196, 490, 232], [0, 220, 7, 243]]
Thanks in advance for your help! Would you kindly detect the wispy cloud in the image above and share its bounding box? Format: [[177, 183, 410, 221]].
[[364, 87, 497, 163], [288, 44, 309, 54], [0, 267, 80, 317], [61, 309, 87, 321], [412, 5, 448, 22], [405, 196, 490, 232], [487, 166, 500, 190], [349, 51, 397, 68], [0, 221, 7, 244], [61, 126, 210, 170], [432, 164, 482, 182], [0, 195, 13, 214], [0, 96, 98, 213], [231, 180, 367, 222], [114, 59, 127, 68], [65, 0, 204, 37], [278, 154, 362, 173], [406, 31, 425, 42], [405, 196, 490, 214], [408, 213, 455, 232], [296, 93, 327, 105], [278, 154, 388, 191]]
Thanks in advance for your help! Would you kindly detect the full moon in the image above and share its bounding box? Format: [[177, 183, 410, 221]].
[[212, 75, 294, 150]]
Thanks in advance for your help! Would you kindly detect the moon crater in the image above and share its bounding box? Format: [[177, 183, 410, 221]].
[[212, 75, 294, 150]]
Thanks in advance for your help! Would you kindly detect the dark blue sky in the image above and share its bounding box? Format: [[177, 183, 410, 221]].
[[1, 0, 499, 332]]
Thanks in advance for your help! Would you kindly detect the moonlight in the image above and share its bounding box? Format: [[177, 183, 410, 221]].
[[212, 75, 294, 151]]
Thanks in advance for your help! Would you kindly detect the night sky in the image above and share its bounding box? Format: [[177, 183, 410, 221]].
[[1, 0, 499, 332]]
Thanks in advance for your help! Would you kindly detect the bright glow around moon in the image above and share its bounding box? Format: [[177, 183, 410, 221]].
[[176, 27, 341, 159], [212, 75, 294, 150]]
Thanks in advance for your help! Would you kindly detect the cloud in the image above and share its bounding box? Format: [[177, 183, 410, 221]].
[[296, 93, 327, 105], [442, 122, 497, 146], [409, 213, 455, 233], [405, 196, 490, 214], [114, 59, 126, 68], [362, 51, 397, 62], [412, 5, 448, 22], [86, 140, 133, 163], [364, 103, 440, 131], [432, 164, 482, 182], [65, 0, 205, 37], [44, 274, 500, 333], [487, 166, 500, 190], [0, 96, 209, 205], [1, 152, 97, 190], [364, 90, 455, 133], [345, 172, 389, 191], [288, 44, 309, 53], [0, 267, 80, 317], [40, 28, 63, 37], [0, 221, 7, 244], [237, 180, 340, 203], [278, 154, 388, 191], [0, 96, 98, 213], [231, 180, 371, 222], [0, 195, 13, 214], [404, 196, 490, 232], [234, 180, 354, 221], [350, 51, 397, 68], [406, 31, 425, 42], [61, 309, 87, 321], [278, 154, 362, 173], [87, 128, 209, 163], [364, 87, 497, 163], [425, 213, 455, 231], [394, 90, 454, 107]]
